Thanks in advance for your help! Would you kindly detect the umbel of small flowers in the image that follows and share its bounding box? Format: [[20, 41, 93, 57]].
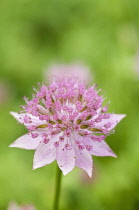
[[9, 74, 126, 177]]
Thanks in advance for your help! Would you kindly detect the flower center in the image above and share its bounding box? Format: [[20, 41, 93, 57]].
[[22, 77, 111, 145]]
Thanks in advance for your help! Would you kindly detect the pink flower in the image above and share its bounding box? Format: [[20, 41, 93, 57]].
[[45, 63, 92, 84], [7, 202, 36, 210], [9, 75, 126, 177]]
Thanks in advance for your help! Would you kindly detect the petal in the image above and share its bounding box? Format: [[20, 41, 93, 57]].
[[9, 133, 42, 150], [96, 114, 126, 130], [72, 140, 93, 177], [82, 137, 117, 157], [33, 136, 58, 169], [10, 111, 45, 127], [56, 137, 75, 175]]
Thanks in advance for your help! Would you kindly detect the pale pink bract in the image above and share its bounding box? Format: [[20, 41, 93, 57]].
[[9, 74, 126, 177]]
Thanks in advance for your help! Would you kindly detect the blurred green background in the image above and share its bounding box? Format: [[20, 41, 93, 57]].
[[0, 0, 139, 209]]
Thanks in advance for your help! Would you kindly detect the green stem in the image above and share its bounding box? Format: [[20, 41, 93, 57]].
[[53, 165, 62, 210]]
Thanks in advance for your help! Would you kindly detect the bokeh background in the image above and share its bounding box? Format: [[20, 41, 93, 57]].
[[0, 0, 139, 209]]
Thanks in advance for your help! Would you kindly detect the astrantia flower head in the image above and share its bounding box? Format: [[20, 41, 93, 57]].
[[10, 74, 126, 177]]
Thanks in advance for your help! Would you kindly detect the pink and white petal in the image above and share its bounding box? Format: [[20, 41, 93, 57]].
[[96, 114, 126, 130], [9, 133, 42, 150], [33, 136, 57, 169], [56, 137, 75, 175], [82, 138, 116, 157], [10, 111, 45, 127], [73, 143, 93, 177]]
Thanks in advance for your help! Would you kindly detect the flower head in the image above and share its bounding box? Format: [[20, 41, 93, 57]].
[[45, 63, 93, 84], [7, 202, 35, 210], [10, 74, 125, 177]]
